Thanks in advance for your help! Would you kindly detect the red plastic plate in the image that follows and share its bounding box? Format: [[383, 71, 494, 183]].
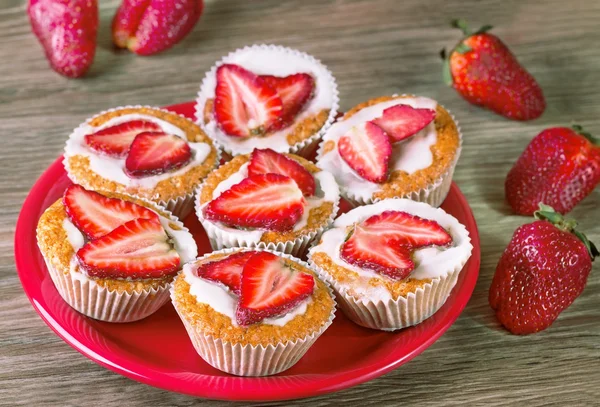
[[14, 102, 481, 401]]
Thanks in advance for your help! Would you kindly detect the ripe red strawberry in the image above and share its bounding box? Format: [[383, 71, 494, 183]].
[[338, 121, 392, 183], [236, 251, 314, 326], [247, 148, 316, 196], [372, 105, 436, 143], [125, 132, 191, 177], [77, 218, 181, 279], [505, 126, 600, 215], [441, 19, 545, 121], [261, 73, 315, 131], [203, 173, 304, 232], [63, 184, 159, 239], [27, 0, 98, 78], [195, 251, 255, 295], [489, 204, 598, 334], [214, 64, 283, 138], [84, 120, 161, 158], [112, 0, 203, 56]]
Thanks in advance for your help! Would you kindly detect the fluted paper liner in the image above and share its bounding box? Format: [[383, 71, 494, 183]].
[[195, 44, 340, 158], [63, 105, 221, 219], [316, 98, 463, 208], [170, 248, 336, 376]]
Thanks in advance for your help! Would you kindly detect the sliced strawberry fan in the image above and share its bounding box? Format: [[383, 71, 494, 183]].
[[248, 148, 316, 196]]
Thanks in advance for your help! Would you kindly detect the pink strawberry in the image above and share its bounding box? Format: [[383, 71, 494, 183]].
[[505, 126, 600, 215], [338, 121, 392, 183], [489, 204, 598, 334], [203, 173, 304, 232], [372, 104, 436, 143], [248, 148, 316, 196], [125, 132, 191, 177], [261, 73, 315, 131], [77, 218, 181, 279], [236, 251, 314, 326], [112, 0, 204, 56], [84, 120, 161, 158], [27, 0, 98, 78], [214, 64, 283, 137], [63, 184, 159, 239], [195, 251, 255, 295]]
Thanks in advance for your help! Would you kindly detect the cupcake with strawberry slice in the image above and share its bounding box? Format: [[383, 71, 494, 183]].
[[308, 199, 472, 331], [36, 184, 197, 322], [171, 248, 335, 376], [317, 95, 462, 207], [196, 44, 339, 158], [64, 106, 220, 218], [196, 148, 340, 256]]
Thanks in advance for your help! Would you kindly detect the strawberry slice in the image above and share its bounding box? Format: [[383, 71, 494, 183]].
[[362, 211, 453, 248], [214, 64, 283, 138], [340, 224, 415, 280], [84, 120, 162, 158], [125, 131, 192, 178], [261, 73, 315, 131], [63, 184, 159, 240], [77, 218, 180, 279], [203, 173, 305, 232], [338, 121, 392, 183], [247, 148, 316, 196], [372, 104, 436, 143], [195, 251, 255, 295], [236, 251, 315, 326]]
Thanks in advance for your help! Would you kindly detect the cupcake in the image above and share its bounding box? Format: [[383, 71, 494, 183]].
[[64, 106, 220, 218], [195, 44, 339, 158], [196, 148, 340, 257], [308, 198, 472, 331], [317, 95, 462, 207], [171, 248, 336, 376], [36, 184, 197, 322]]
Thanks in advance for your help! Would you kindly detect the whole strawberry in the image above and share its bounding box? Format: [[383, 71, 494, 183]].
[[441, 19, 545, 121], [27, 0, 98, 78], [112, 0, 204, 56], [506, 126, 600, 215], [489, 204, 598, 335]]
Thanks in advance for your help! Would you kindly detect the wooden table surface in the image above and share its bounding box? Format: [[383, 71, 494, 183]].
[[2, 0, 599, 405]]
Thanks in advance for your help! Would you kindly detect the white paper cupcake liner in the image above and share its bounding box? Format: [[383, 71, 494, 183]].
[[194, 168, 340, 257], [194, 44, 340, 158], [170, 247, 336, 376], [316, 99, 463, 208], [38, 197, 197, 323], [63, 105, 221, 218]]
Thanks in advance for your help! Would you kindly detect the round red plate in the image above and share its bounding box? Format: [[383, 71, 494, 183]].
[[15, 102, 481, 401]]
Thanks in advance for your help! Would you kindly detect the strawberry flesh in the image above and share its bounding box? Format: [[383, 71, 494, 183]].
[[248, 148, 316, 196], [84, 120, 161, 158], [203, 173, 305, 232], [77, 218, 180, 279], [338, 121, 392, 183], [214, 64, 283, 137], [195, 251, 255, 295], [125, 132, 192, 177], [261, 73, 315, 131], [63, 184, 159, 240], [236, 251, 314, 326], [372, 104, 436, 143]]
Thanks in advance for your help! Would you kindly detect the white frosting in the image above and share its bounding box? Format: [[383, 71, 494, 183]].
[[309, 199, 472, 301], [182, 261, 312, 327], [61, 209, 197, 281], [197, 163, 340, 244], [197, 45, 336, 155], [317, 97, 438, 202], [64, 113, 212, 191]]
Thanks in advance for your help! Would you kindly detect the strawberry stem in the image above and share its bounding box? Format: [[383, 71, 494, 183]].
[[451, 19, 471, 36], [572, 124, 599, 145], [534, 203, 599, 260]]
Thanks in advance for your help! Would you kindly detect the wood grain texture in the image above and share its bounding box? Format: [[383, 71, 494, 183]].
[[1, 0, 599, 405]]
